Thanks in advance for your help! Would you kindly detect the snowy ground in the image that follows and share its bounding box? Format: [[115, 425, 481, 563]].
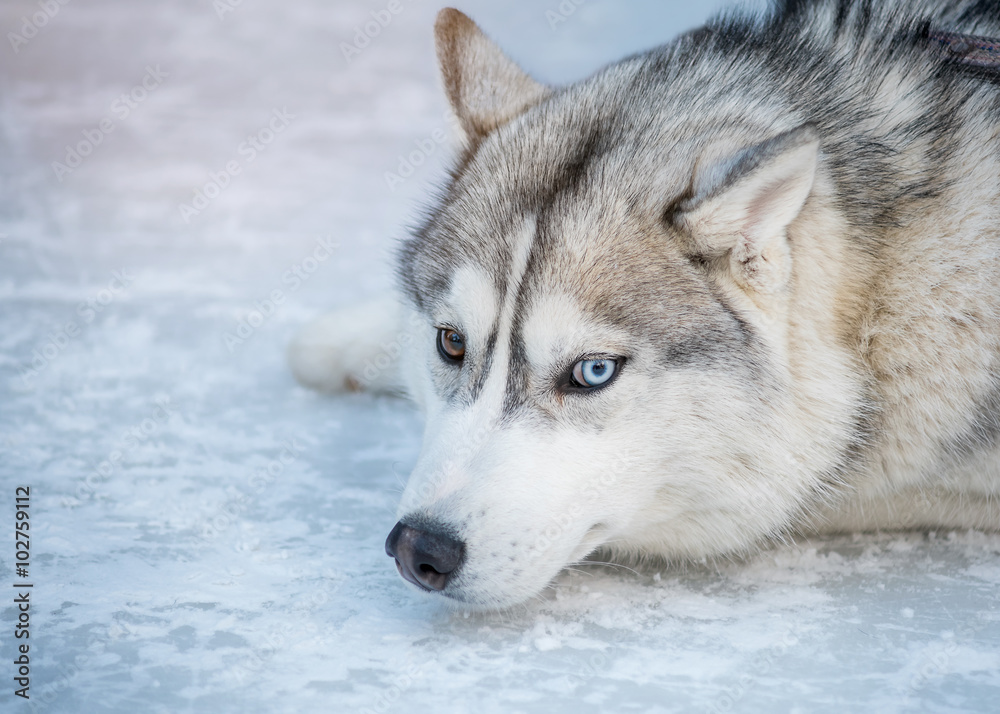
[[1, 1, 998, 712]]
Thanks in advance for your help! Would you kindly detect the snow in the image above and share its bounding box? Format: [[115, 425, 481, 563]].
[[1, 0, 998, 712]]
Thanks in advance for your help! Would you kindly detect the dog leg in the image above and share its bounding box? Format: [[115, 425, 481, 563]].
[[287, 296, 408, 395]]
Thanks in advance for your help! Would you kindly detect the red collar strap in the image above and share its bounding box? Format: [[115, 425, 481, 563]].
[[929, 30, 1000, 70]]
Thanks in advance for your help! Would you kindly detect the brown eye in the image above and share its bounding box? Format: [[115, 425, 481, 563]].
[[437, 328, 466, 362]]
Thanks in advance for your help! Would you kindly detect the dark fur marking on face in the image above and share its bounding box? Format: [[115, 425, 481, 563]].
[[396, 229, 461, 313], [397, 121, 603, 318], [534, 128, 603, 211], [499, 334, 531, 421], [395, 237, 426, 311], [496, 219, 551, 420], [660, 332, 742, 368], [471, 130, 606, 418], [695, 282, 770, 378], [466, 328, 500, 405]]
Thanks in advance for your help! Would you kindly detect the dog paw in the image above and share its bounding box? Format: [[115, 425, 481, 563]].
[[287, 297, 403, 394]]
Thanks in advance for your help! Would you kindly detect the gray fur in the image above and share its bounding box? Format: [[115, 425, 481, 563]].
[[291, 0, 1000, 607], [398, 0, 1000, 483]]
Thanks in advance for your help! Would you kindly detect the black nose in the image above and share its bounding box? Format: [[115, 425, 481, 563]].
[[384, 520, 464, 592]]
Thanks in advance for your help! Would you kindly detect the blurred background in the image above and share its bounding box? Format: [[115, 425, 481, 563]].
[[1, 1, 997, 713]]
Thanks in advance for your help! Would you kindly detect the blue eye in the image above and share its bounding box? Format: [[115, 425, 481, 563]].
[[571, 359, 618, 389]]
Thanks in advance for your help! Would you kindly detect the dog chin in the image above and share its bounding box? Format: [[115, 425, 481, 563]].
[[442, 552, 608, 610], [414, 569, 558, 611]]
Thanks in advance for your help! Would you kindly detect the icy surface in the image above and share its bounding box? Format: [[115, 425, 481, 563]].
[[0, 1, 998, 712]]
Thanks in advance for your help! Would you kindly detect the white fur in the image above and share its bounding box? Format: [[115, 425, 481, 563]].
[[290, 4, 1000, 608]]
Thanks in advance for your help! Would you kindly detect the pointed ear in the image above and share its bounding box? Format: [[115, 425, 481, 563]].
[[673, 124, 820, 293], [434, 8, 550, 143]]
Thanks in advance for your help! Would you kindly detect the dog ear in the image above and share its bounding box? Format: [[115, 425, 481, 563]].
[[673, 124, 820, 293], [435, 8, 550, 144]]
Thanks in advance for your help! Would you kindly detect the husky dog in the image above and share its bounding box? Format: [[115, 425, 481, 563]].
[[290, 0, 1000, 608]]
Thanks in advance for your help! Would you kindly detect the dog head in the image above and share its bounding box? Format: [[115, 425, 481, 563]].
[[386, 9, 860, 608]]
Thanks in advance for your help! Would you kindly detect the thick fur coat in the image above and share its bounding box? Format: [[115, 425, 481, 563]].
[[290, 0, 1000, 607]]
